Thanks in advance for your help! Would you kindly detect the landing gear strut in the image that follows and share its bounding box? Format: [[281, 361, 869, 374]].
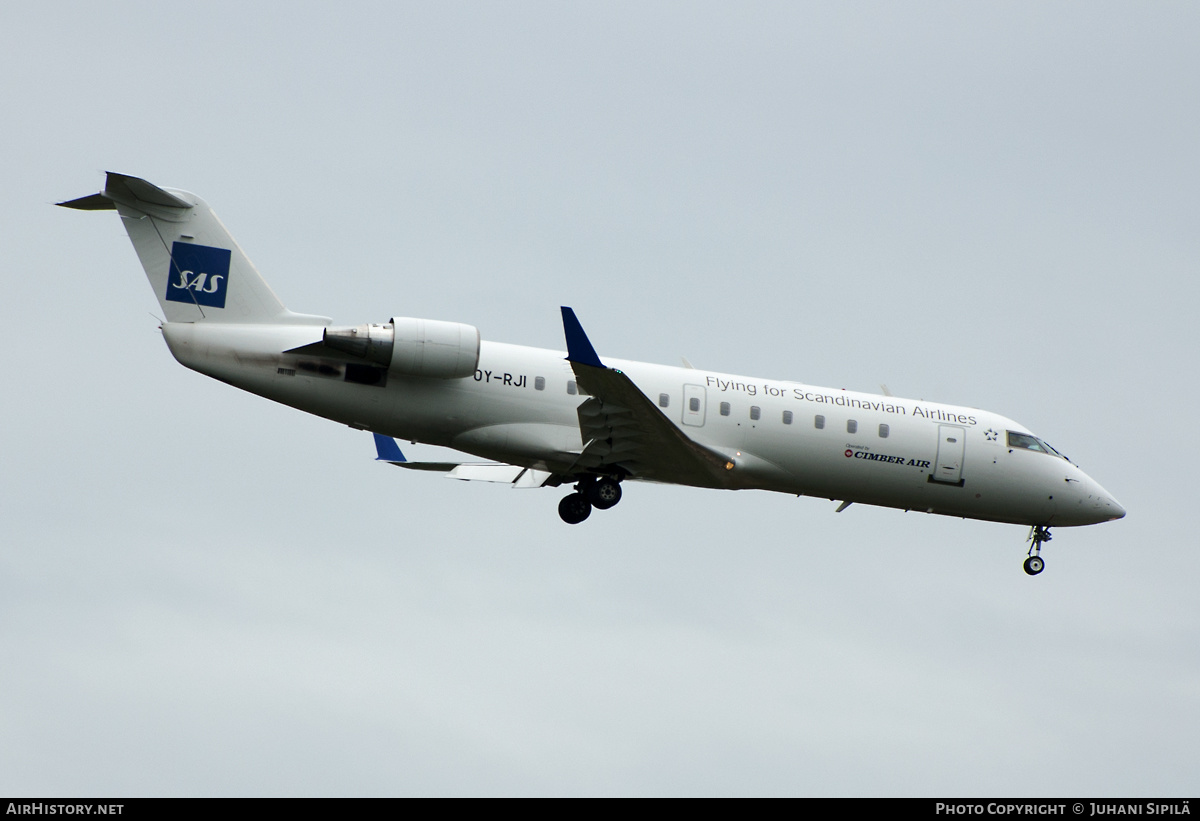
[[557, 476, 623, 524], [1024, 525, 1051, 575]]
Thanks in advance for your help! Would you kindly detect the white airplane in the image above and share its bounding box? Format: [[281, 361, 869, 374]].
[[61, 172, 1125, 575]]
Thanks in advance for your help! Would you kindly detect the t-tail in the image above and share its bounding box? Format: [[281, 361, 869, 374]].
[[58, 172, 327, 325]]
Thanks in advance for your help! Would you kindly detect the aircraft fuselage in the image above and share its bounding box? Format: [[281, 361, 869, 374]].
[[161, 321, 1123, 529]]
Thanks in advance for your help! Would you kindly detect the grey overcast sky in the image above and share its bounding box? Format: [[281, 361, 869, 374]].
[[2, 1, 1197, 797]]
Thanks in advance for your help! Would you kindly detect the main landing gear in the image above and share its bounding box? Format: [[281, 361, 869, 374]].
[[1023, 525, 1051, 576], [557, 476, 623, 524]]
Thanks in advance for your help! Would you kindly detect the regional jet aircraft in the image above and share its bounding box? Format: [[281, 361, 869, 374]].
[[61, 173, 1126, 575]]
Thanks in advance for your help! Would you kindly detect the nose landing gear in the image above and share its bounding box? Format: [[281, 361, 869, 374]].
[[558, 476, 623, 524], [1024, 525, 1051, 575]]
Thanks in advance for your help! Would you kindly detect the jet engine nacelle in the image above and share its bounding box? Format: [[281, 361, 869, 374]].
[[323, 317, 480, 379]]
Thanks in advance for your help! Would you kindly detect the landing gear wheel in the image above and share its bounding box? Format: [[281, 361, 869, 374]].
[[587, 478, 622, 510], [558, 493, 592, 525], [1024, 524, 1051, 577]]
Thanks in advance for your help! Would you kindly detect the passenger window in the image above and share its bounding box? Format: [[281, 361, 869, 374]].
[[659, 393, 670, 408], [689, 397, 700, 412], [720, 402, 731, 416], [814, 415, 825, 430], [878, 423, 889, 438], [567, 381, 577, 395], [847, 419, 858, 434], [534, 376, 545, 391], [750, 406, 761, 421], [782, 410, 793, 425]]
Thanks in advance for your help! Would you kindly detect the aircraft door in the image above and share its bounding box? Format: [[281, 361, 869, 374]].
[[931, 424, 966, 485], [682, 384, 706, 427]]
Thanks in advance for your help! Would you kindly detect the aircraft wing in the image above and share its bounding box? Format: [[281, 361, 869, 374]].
[[372, 433, 553, 487], [560, 308, 737, 489]]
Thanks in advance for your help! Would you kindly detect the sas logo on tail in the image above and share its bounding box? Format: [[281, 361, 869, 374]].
[[165, 242, 231, 308]]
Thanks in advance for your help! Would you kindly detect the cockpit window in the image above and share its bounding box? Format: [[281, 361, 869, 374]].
[[1042, 441, 1070, 462], [1007, 431, 1045, 452], [1007, 431, 1070, 462]]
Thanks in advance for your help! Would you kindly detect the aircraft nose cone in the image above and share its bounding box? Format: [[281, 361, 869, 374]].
[[1062, 470, 1125, 525], [1090, 478, 1126, 522]]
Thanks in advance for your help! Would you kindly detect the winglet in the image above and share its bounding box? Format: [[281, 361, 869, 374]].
[[560, 307, 604, 368], [373, 433, 407, 462]]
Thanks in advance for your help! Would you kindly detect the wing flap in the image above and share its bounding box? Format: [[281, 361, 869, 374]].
[[570, 362, 735, 487], [372, 433, 554, 487]]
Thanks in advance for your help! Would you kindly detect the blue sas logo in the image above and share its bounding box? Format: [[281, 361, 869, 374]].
[[165, 242, 231, 308]]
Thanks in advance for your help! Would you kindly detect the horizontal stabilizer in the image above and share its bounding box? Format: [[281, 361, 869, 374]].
[[103, 172, 194, 212], [57, 172, 194, 217], [56, 193, 116, 211]]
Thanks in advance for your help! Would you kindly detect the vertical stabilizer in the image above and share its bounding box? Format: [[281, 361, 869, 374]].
[[59, 172, 328, 325]]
